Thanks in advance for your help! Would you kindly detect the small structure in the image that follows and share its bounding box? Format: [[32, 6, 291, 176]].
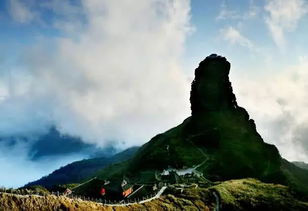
[[121, 178, 133, 198], [161, 169, 170, 176], [159, 166, 204, 184], [122, 185, 133, 198], [160, 170, 180, 184], [63, 188, 72, 196], [100, 187, 106, 196]]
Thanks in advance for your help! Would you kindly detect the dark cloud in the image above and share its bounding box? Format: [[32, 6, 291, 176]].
[[28, 127, 113, 160], [0, 127, 116, 161], [0, 126, 118, 187]]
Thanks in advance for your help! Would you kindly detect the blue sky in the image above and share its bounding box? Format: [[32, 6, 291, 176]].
[[1, 0, 308, 187], [187, 0, 308, 76]]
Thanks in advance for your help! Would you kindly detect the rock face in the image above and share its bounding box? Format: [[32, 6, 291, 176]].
[[190, 54, 237, 114]]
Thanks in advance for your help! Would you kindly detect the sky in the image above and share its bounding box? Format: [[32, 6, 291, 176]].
[[0, 0, 308, 187]]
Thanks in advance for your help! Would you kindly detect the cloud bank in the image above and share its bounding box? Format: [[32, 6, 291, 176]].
[[233, 57, 308, 162], [1, 0, 191, 148], [0, 0, 192, 187]]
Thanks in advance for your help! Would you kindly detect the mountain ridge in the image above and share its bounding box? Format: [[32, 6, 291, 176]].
[[25, 147, 139, 188]]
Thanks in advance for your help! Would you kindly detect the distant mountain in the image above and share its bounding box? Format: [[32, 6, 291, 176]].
[[293, 161, 308, 170], [25, 147, 139, 188], [93, 54, 308, 196]]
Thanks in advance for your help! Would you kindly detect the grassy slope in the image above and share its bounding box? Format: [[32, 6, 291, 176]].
[[1, 179, 307, 211], [281, 159, 308, 195], [211, 178, 308, 211]]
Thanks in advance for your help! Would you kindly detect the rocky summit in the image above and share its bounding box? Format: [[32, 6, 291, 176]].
[[190, 54, 237, 113], [119, 54, 281, 180]]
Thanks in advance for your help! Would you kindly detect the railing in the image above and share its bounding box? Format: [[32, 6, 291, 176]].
[[50, 190, 160, 206]]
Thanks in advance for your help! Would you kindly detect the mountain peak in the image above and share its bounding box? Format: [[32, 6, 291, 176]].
[[28, 55, 308, 201], [190, 54, 237, 114]]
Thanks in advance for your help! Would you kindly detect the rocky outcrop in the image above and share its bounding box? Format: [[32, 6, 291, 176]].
[[119, 54, 289, 184], [190, 54, 237, 114]]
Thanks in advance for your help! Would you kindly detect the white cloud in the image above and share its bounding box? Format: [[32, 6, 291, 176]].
[[221, 26, 254, 49], [246, 0, 260, 19], [216, 1, 241, 20], [216, 0, 260, 20], [233, 56, 308, 162], [265, 0, 308, 50], [8, 0, 36, 23], [0, 0, 192, 149]]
